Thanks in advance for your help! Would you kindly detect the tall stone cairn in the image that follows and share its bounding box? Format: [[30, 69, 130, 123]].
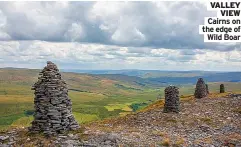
[[220, 84, 225, 93], [194, 78, 207, 99], [163, 86, 180, 113], [29, 61, 80, 136]]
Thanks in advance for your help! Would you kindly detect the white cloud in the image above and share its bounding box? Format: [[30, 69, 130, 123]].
[[64, 23, 85, 41], [0, 1, 237, 50], [0, 2, 240, 70], [0, 40, 241, 71]]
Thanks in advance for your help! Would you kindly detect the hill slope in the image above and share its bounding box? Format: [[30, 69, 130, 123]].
[[0, 93, 240, 146], [1, 68, 241, 131], [0, 68, 165, 130], [84, 93, 241, 146]]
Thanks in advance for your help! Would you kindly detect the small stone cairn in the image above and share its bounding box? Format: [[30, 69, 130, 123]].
[[220, 84, 225, 93], [163, 86, 180, 113], [29, 61, 80, 136], [194, 78, 208, 99]]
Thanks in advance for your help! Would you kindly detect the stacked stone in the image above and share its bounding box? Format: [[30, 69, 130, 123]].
[[220, 84, 225, 93], [163, 86, 180, 113], [29, 61, 80, 136], [194, 78, 207, 99]]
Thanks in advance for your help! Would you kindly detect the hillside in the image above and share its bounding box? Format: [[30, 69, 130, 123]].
[[63, 69, 241, 81], [84, 93, 241, 146], [0, 93, 240, 146], [0, 68, 160, 130], [61, 69, 217, 78], [1, 68, 241, 131], [0, 68, 172, 131]]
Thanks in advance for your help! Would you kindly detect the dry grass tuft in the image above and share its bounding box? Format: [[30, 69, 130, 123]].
[[173, 137, 185, 146], [152, 130, 165, 137], [233, 107, 241, 114], [161, 138, 170, 146]]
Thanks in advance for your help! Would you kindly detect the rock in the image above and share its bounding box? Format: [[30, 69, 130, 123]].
[[0, 136, 9, 141], [87, 133, 120, 146], [9, 137, 14, 142], [199, 124, 212, 132], [7, 142, 14, 145], [163, 86, 180, 113], [194, 78, 207, 99], [106, 133, 119, 142], [68, 134, 74, 138], [61, 139, 81, 147], [28, 61, 80, 136]]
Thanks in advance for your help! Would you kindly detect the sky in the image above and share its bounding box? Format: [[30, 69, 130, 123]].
[[0, 1, 241, 71]]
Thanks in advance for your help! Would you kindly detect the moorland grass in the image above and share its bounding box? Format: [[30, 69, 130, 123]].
[[0, 69, 241, 130]]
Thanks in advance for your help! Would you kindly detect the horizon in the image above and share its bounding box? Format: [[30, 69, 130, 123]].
[[1, 66, 241, 73]]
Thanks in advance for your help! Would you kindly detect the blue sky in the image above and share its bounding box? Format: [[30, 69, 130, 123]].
[[0, 1, 241, 71]]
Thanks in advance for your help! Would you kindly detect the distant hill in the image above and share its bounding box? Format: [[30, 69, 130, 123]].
[[62, 69, 241, 84], [148, 72, 241, 84], [0, 68, 241, 131], [62, 69, 240, 78], [2, 68, 241, 87]]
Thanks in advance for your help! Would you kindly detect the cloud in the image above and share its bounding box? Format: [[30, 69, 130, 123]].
[[64, 23, 85, 41], [0, 1, 240, 71], [0, 40, 241, 71], [0, 1, 240, 50]]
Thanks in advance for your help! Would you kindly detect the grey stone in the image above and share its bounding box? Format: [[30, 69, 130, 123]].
[[194, 78, 207, 99], [163, 86, 180, 113], [29, 61, 80, 136], [0, 136, 9, 141]]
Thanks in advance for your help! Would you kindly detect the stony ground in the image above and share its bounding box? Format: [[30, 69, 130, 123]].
[[0, 93, 241, 147]]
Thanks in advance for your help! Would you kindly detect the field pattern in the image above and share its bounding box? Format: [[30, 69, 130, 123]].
[[0, 68, 240, 130]]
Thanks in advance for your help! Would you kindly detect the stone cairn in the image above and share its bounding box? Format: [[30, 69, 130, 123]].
[[206, 84, 209, 94], [29, 61, 80, 136], [163, 86, 180, 113], [194, 78, 208, 99], [220, 84, 225, 93]]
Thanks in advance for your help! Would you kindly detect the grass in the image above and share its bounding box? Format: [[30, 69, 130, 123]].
[[11, 116, 34, 128], [200, 117, 212, 124], [174, 137, 185, 146], [160, 138, 170, 146], [104, 103, 132, 111], [69, 91, 106, 103], [0, 68, 240, 130], [73, 112, 99, 124], [233, 107, 241, 114], [152, 130, 165, 137]]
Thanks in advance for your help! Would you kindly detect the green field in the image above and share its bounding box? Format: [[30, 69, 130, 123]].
[[0, 68, 240, 130]]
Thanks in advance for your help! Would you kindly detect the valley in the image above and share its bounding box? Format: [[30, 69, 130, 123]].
[[0, 68, 241, 130]]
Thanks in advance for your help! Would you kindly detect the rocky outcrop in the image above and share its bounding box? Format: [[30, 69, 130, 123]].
[[29, 61, 79, 136], [1, 94, 241, 147], [163, 86, 180, 113], [194, 78, 207, 99]]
